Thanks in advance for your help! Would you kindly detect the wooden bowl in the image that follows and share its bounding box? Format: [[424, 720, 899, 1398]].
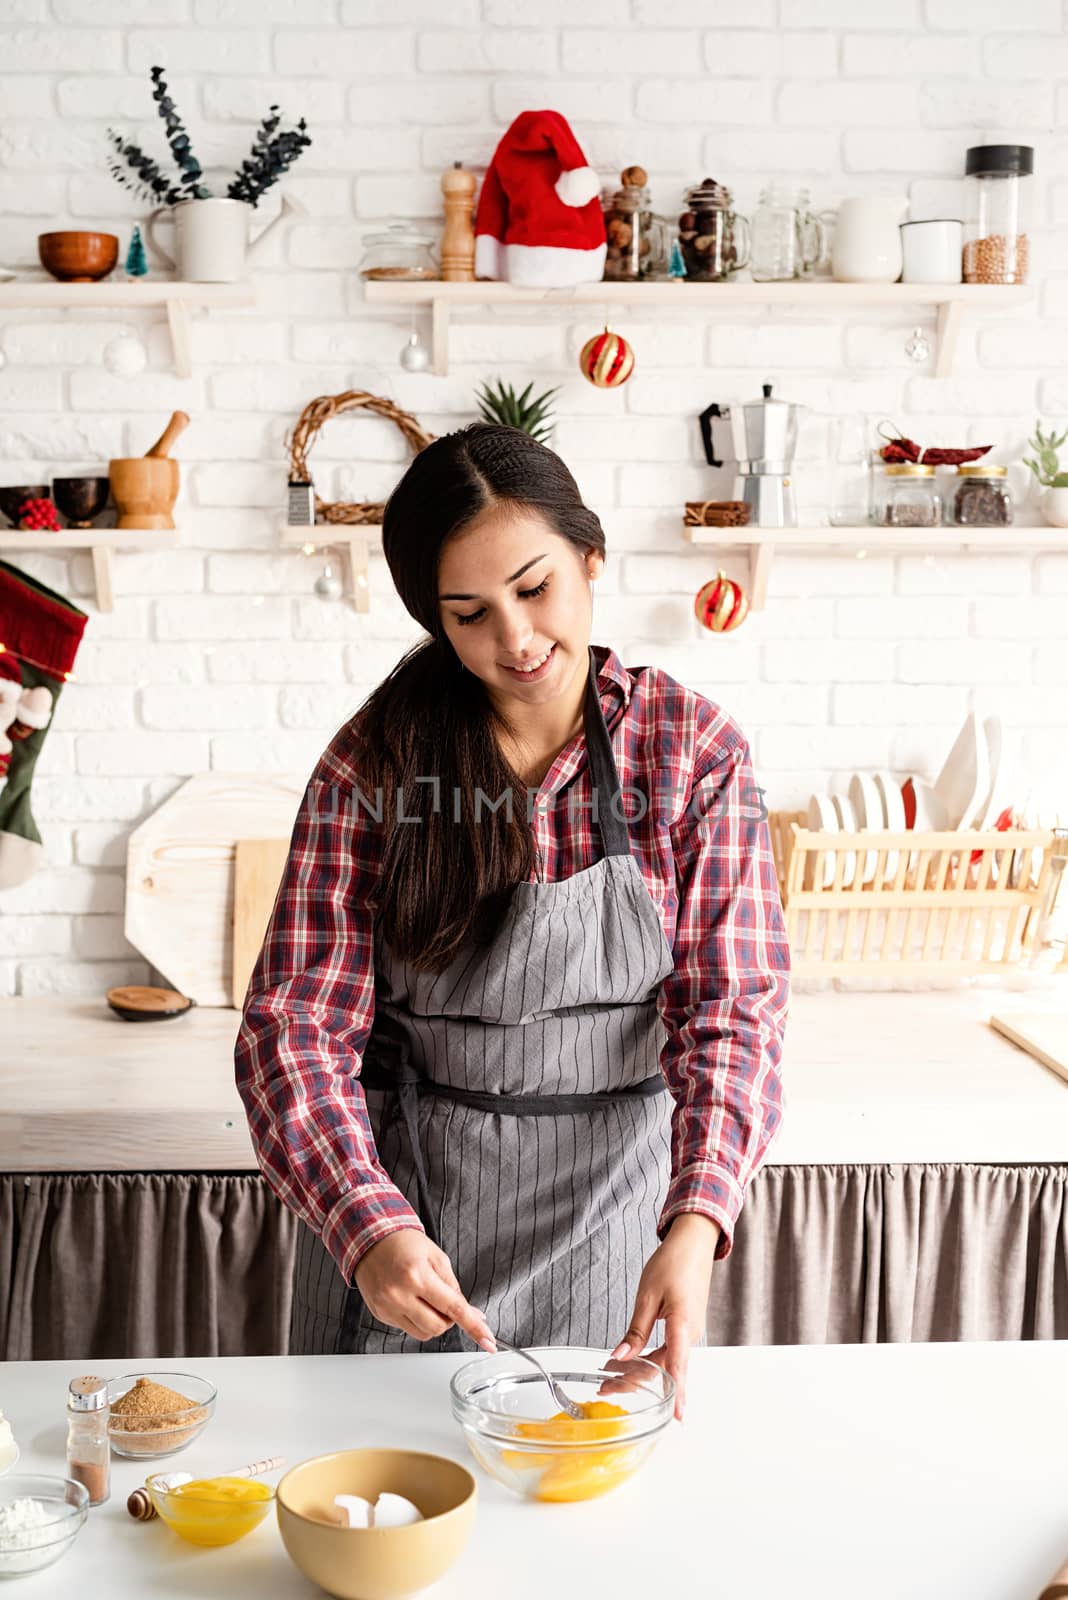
[[0, 484, 49, 527], [38, 231, 119, 283], [108, 458, 179, 530], [277, 1450, 477, 1600], [52, 476, 111, 528]]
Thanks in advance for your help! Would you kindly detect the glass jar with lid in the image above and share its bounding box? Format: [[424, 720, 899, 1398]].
[[951, 464, 1013, 526], [881, 463, 942, 527], [962, 144, 1032, 284], [602, 169, 672, 281], [359, 223, 437, 281]]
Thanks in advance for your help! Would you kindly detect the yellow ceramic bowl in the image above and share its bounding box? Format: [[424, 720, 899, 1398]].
[[145, 1474, 274, 1547], [276, 1448, 476, 1600], [450, 1346, 674, 1502]]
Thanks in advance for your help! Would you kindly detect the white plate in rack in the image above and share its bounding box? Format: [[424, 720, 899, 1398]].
[[806, 793, 840, 888], [829, 792, 860, 887], [844, 777, 880, 885], [933, 712, 990, 830], [872, 770, 906, 882]]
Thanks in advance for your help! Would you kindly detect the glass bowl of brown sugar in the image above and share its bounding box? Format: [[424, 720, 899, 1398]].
[[107, 1373, 216, 1460]]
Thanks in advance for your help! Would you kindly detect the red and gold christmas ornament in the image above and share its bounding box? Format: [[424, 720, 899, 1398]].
[[695, 570, 749, 633], [579, 325, 635, 388]]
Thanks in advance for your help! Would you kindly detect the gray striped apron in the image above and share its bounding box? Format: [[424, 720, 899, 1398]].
[[290, 647, 675, 1355]]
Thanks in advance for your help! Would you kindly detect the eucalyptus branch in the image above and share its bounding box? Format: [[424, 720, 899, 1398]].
[[106, 129, 185, 206], [149, 64, 209, 200], [227, 110, 312, 207]]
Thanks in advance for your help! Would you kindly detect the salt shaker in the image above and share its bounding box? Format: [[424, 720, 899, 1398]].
[[67, 1376, 111, 1506]]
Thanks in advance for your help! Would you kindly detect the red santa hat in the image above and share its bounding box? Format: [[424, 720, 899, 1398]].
[[475, 109, 606, 288]]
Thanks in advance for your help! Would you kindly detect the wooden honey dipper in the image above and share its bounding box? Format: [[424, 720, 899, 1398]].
[[126, 1454, 284, 1521]]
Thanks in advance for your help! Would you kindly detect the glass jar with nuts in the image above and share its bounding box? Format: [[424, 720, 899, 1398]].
[[602, 166, 672, 281], [678, 178, 751, 283]]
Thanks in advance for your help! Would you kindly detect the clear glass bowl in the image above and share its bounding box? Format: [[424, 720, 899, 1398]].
[[0, 1475, 88, 1580], [450, 1347, 674, 1503], [107, 1373, 217, 1460], [146, 1474, 275, 1546]]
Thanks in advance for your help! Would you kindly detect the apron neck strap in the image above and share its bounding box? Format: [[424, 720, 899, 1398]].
[[583, 647, 633, 859]]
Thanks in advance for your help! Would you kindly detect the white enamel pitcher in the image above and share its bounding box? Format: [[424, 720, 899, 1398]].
[[144, 193, 304, 283]]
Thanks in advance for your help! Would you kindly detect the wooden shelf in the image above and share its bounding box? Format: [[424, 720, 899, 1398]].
[[0, 279, 257, 376], [281, 523, 382, 614], [0, 526, 179, 612], [682, 522, 1068, 610], [363, 279, 1030, 378]]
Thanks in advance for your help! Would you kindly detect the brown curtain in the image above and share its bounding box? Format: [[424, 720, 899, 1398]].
[[0, 1174, 297, 1361], [2, 1164, 1066, 1360], [708, 1163, 1068, 1345]]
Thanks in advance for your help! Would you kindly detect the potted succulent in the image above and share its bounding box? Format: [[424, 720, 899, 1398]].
[[1025, 422, 1068, 527], [107, 66, 311, 283], [475, 380, 559, 445]]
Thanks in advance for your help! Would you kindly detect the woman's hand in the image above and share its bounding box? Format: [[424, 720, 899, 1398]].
[[609, 1213, 720, 1421], [354, 1229, 498, 1352]]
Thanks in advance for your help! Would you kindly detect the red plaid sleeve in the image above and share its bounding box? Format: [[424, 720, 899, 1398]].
[[234, 768, 424, 1285], [656, 718, 790, 1259]]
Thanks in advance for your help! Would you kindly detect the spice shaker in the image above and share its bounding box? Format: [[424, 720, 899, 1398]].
[[67, 1376, 111, 1506]]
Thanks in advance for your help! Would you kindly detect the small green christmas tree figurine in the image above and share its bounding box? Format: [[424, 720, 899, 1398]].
[[124, 224, 148, 278]]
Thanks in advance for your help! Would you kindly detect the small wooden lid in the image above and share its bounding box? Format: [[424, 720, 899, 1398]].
[[105, 985, 194, 1022]]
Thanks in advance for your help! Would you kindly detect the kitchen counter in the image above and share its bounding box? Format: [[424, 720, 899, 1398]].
[[5, 1344, 1068, 1599], [4, 985, 1068, 1171], [4, 987, 1068, 1360]]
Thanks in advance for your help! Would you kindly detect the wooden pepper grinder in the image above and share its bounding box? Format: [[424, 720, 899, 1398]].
[[440, 161, 476, 281]]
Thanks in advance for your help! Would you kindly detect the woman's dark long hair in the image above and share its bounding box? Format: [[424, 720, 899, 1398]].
[[352, 422, 606, 973]]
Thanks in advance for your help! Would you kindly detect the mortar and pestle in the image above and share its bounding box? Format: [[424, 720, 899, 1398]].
[[109, 412, 190, 529]]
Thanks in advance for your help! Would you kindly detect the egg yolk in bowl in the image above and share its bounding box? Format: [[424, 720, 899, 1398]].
[[500, 1401, 635, 1502]]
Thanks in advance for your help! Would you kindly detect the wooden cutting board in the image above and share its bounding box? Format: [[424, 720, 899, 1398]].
[[232, 838, 292, 1009], [989, 1013, 1068, 1086], [125, 774, 305, 1007]]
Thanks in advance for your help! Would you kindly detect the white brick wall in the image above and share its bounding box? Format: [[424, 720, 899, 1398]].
[[1, 0, 1067, 993]]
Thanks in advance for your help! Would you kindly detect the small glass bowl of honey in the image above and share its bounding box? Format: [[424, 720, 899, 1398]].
[[450, 1347, 674, 1503], [145, 1473, 275, 1546]]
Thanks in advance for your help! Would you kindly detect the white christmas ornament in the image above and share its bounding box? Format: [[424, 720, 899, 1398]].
[[103, 334, 148, 379], [399, 330, 431, 372]]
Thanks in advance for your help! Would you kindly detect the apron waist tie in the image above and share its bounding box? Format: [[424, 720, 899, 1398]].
[[360, 1054, 668, 1257]]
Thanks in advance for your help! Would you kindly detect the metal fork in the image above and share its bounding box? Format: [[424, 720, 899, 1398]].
[[491, 1338, 585, 1420]]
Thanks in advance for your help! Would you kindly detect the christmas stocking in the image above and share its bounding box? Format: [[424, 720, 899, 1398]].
[[0, 560, 88, 890]]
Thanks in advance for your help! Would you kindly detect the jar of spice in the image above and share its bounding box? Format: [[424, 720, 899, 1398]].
[[601, 166, 671, 281], [358, 224, 437, 281], [951, 463, 1013, 526], [677, 179, 750, 283], [882, 463, 942, 527], [962, 144, 1032, 285], [67, 1376, 111, 1507]]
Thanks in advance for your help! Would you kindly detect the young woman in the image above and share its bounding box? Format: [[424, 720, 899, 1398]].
[[235, 423, 789, 1417]]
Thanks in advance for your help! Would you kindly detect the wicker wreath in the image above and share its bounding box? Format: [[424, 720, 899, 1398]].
[[287, 390, 435, 525]]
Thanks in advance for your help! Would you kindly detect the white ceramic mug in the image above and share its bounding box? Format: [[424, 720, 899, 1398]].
[[145, 195, 299, 282], [900, 219, 963, 285], [832, 195, 907, 283]]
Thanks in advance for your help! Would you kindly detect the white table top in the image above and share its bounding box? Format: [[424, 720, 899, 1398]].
[[4, 1345, 1068, 1599], [3, 986, 1068, 1171]]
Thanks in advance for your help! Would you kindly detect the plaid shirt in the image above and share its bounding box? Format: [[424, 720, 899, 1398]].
[[235, 645, 790, 1288]]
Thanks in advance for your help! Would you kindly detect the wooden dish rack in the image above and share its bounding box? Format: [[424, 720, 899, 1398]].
[[768, 811, 1068, 976]]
